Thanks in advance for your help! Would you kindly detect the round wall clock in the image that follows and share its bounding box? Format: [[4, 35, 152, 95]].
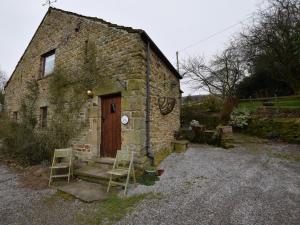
[[121, 115, 129, 125]]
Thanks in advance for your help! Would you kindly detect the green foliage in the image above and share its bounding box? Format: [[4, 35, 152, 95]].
[[20, 80, 39, 129], [236, 71, 293, 99], [47, 67, 87, 149], [177, 128, 195, 142], [238, 95, 300, 112], [138, 173, 160, 186], [0, 39, 100, 165], [229, 108, 251, 128], [181, 102, 221, 129], [192, 129, 215, 144], [241, 0, 300, 94], [0, 81, 52, 164], [201, 95, 222, 112], [245, 117, 300, 144]]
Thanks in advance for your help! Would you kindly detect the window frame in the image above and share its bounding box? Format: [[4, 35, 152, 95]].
[[41, 49, 56, 78]]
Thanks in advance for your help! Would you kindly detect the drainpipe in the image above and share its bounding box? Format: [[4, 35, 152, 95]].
[[146, 41, 154, 164]]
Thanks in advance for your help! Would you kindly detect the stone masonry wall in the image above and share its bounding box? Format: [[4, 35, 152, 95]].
[[4, 9, 147, 164], [149, 48, 181, 165]]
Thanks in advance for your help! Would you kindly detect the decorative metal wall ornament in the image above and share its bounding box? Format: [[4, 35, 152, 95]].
[[158, 97, 176, 115]]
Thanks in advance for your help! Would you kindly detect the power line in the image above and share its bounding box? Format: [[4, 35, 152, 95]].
[[179, 13, 254, 53]]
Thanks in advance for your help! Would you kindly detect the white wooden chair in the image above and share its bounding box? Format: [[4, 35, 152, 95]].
[[107, 150, 136, 195], [49, 148, 73, 187]]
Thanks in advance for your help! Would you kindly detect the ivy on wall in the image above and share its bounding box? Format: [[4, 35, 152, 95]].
[[0, 38, 99, 164]]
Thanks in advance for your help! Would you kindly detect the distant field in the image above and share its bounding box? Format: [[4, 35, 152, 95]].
[[238, 95, 300, 111]]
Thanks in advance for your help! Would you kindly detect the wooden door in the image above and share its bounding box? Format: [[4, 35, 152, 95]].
[[101, 94, 121, 157]]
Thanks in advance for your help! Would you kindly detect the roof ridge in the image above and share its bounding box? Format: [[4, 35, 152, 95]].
[[49, 7, 144, 34]]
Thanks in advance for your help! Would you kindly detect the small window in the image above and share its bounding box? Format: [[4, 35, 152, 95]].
[[40, 107, 48, 128], [12, 111, 18, 122], [41, 50, 56, 77]]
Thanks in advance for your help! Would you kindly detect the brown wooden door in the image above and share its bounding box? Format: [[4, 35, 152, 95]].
[[101, 94, 121, 157]]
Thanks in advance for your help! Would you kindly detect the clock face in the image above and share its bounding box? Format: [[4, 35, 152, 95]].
[[121, 115, 129, 125]]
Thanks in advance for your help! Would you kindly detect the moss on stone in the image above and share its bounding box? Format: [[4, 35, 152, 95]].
[[44, 190, 76, 204], [76, 193, 161, 225], [172, 140, 189, 153], [154, 147, 172, 166]]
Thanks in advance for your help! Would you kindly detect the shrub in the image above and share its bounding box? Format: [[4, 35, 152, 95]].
[[181, 104, 221, 129], [201, 95, 223, 112], [245, 118, 300, 144], [229, 108, 251, 129], [0, 78, 85, 165], [0, 117, 51, 165]]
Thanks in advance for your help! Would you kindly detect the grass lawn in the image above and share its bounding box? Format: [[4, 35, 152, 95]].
[[238, 95, 300, 111], [76, 193, 161, 225]]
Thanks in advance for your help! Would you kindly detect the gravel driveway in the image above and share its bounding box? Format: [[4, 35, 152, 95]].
[[120, 138, 300, 225], [0, 164, 88, 225], [0, 135, 299, 225]]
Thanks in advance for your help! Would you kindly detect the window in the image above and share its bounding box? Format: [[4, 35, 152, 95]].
[[41, 50, 56, 77], [12, 111, 18, 122], [40, 107, 48, 128]]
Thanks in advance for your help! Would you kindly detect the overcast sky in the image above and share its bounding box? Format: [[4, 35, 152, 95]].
[[0, 0, 261, 95]]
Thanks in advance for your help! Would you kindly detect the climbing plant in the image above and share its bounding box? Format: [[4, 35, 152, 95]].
[[44, 38, 101, 149], [0, 80, 49, 164]]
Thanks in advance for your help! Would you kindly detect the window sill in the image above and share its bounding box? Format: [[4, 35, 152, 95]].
[[37, 74, 54, 81]]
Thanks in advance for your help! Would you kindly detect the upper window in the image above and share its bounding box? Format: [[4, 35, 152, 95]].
[[42, 50, 56, 77]]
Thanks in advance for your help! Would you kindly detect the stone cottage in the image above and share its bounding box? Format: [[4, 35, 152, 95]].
[[4, 7, 181, 170]]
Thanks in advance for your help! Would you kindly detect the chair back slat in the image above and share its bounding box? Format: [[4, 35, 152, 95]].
[[116, 150, 133, 167], [107, 149, 136, 195], [116, 150, 131, 161], [49, 147, 73, 186], [54, 148, 72, 158]]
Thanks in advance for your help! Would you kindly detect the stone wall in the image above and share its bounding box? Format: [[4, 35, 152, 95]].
[[148, 48, 181, 165], [4, 9, 147, 163], [4, 8, 181, 168]]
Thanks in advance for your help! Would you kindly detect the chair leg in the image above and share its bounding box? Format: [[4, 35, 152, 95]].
[[67, 166, 71, 183], [132, 166, 136, 183], [71, 163, 74, 178], [107, 174, 113, 193], [48, 168, 53, 187], [124, 172, 131, 196]]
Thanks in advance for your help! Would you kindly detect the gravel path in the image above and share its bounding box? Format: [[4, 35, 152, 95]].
[[0, 164, 87, 225], [119, 140, 300, 225], [0, 136, 299, 225]]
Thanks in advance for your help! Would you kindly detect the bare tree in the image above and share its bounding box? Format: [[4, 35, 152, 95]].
[[182, 44, 245, 98], [241, 0, 300, 94]]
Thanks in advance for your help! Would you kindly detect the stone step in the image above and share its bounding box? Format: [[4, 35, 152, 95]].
[[74, 165, 111, 185], [87, 161, 112, 170], [93, 157, 115, 165]]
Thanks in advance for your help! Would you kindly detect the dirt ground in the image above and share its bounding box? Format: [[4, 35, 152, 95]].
[[0, 134, 299, 225]]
